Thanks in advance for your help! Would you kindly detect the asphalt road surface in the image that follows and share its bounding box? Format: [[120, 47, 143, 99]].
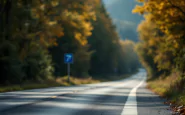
[[0, 69, 171, 115]]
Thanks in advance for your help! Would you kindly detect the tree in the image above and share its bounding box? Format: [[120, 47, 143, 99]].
[[119, 40, 140, 73], [49, 0, 96, 77], [88, 1, 140, 76], [133, 0, 185, 78], [88, 2, 120, 75]]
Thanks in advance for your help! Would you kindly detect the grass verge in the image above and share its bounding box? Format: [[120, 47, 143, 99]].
[[147, 72, 185, 105], [0, 77, 99, 93], [0, 72, 136, 93]]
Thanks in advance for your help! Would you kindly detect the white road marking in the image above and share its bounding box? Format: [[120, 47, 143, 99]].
[[121, 76, 146, 115]]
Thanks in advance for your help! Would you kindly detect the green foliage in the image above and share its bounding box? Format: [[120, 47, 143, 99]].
[[0, 0, 140, 86], [88, 3, 140, 76], [72, 46, 92, 77], [0, 41, 23, 84], [24, 43, 54, 81], [119, 40, 140, 73], [0, 0, 57, 84], [88, 3, 119, 75]]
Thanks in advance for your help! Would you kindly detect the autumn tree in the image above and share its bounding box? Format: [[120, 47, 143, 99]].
[[133, 0, 185, 78], [49, 0, 96, 77]]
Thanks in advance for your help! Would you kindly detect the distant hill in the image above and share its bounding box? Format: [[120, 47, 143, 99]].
[[102, 0, 143, 42]]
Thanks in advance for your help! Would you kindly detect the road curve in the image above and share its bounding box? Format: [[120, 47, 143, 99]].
[[0, 69, 171, 115]]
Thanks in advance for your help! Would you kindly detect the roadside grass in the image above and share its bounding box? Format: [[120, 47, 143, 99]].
[[0, 77, 99, 93], [147, 73, 185, 105], [0, 80, 61, 93], [55, 76, 100, 86], [0, 71, 136, 93]]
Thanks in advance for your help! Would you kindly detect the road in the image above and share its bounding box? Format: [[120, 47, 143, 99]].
[[0, 69, 171, 115]]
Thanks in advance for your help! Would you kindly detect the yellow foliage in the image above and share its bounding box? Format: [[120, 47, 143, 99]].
[[51, 0, 59, 7], [135, 0, 185, 73], [29, 0, 96, 47], [132, 5, 145, 14]]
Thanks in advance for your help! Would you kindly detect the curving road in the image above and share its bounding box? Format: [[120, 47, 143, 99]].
[[0, 69, 171, 115]]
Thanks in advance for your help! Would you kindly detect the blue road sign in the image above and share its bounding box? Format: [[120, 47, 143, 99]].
[[64, 53, 73, 64]]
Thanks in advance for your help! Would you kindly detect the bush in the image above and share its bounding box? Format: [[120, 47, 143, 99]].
[[24, 43, 54, 81]]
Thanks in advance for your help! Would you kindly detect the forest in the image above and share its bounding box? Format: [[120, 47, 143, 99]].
[[0, 0, 140, 86], [133, 0, 185, 105]]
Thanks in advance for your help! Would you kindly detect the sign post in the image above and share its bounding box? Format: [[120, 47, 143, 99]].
[[67, 63, 70, 83], [64, 53, 73, 83]]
